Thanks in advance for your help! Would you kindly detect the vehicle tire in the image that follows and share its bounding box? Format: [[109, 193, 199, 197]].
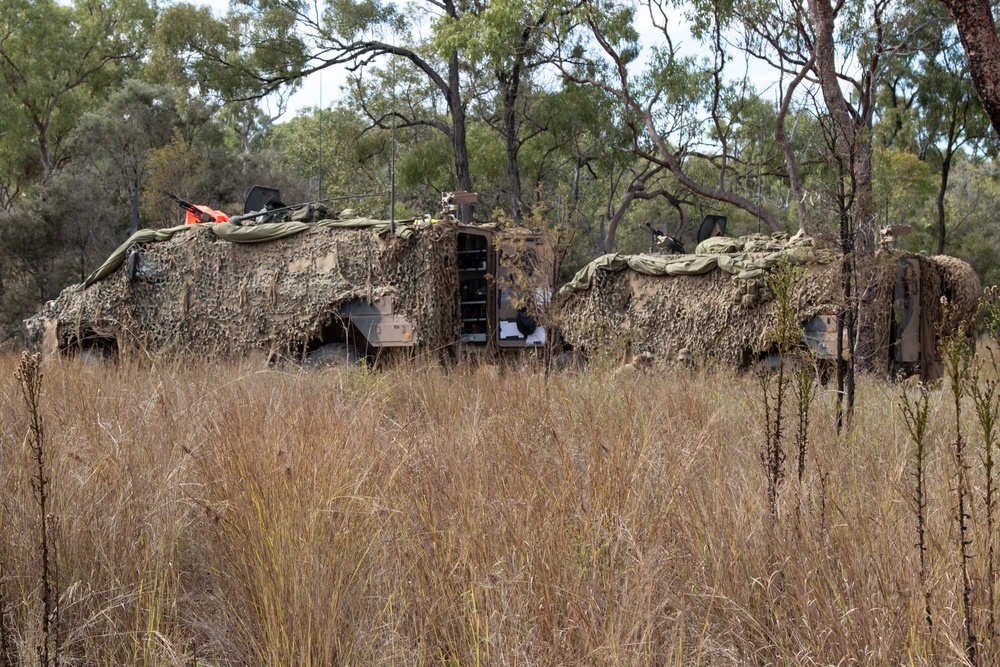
[[304, 343, 363, 368]]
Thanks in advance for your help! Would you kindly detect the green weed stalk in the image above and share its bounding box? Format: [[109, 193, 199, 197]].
[[760, 260, 805, 518], [900, 380, 933, 632], [939, 298, 978, 662]]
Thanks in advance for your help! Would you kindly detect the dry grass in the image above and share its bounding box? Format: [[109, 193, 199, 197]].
[[0, 352, 997, 665]]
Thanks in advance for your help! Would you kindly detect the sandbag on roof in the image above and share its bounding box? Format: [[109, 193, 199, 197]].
[[559, 235, 830, 296]]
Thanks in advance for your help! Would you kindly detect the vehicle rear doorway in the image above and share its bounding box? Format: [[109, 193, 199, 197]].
[[457, 230, 495, 346]]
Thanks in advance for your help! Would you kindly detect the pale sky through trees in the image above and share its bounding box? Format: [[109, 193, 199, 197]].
[[195, 0, 779, 118]]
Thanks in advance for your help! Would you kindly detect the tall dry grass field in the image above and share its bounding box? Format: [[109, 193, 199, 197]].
[[0, 352, 997, 665]]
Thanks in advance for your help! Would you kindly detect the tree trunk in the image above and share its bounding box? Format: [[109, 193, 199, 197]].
[[498, 69, 524, 224], [640, 113, 784, 233], [851, 145, 877, 255], [937, 147, 954, 254], [131, 184, 140, 235], [604, 192, 635, 253], [33, 115, 54, 186], [941, 0, 1000, 139], [447, 51, 474, 223], [836, 239, 857, 432], [776, 59, 814, 233], [807, 0, 877, 254]]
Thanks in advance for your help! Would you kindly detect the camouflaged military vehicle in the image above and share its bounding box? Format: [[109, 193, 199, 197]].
[[558, 223, 981, 381], [22, 191, 550, 363]]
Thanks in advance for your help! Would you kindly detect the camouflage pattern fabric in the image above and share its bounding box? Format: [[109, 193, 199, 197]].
[[557, 232, 981, 373], [26, 217, 454, 359], [82, 218, 416, 290]]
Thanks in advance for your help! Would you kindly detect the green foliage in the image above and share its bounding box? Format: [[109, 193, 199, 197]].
[[267, 106, 396, 213], [70, 80, 181, 218], [0, 0, 156, 185], [873, 146, 936, 227], [466, 125, 507, 196], [765, 260, 806, 353], [943, 159, 1000, 285], [150, 2, 306, 103], [887, 155, 1000, 286], [873, 6, 997, 255], [326, 0, 401, 40], [142, 127, 238, 228], [434, 0, 546, 67], [0, 205, 76, 338], [398, 138, 457, 194]]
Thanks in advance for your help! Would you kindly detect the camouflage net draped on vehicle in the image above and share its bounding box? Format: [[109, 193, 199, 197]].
[[557, 233, 982, 368], [23, 218, 458, 359], [80, 219, 418, 289]]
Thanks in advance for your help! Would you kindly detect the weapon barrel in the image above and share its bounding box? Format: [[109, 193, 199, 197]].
[[229, 193, 388, 226], [639, 222, 663, 237]]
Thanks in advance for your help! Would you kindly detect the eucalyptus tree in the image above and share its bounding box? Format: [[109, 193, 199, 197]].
[[155, 0, 614, 224], [0, 91, 29, 210], [341, 55, 461, 198], [150, 3, 300, 155], [154, 0, 483, 219], [726, 0, 922, 252], [874, 0, 996, 255], [67, 80, 181, 235], [939, 0, 1000, 139], [526, 81, 694, 253], [944, 156, 1000, 286], [0, 0, 156, 187], [435, 0, 595, 223], [551, 0, 789, 234], [265, 103, 444, 215], [910, 24, 992, 254]]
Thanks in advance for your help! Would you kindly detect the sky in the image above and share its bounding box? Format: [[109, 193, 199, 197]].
[[196, 0, 779, 119], [199, 0, 340, 114]]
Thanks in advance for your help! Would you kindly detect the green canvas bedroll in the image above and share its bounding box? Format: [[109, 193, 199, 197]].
[[81, 218, 417, 289]]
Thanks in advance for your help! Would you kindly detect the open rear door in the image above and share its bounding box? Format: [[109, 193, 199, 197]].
[[496, 234, 550, 350]]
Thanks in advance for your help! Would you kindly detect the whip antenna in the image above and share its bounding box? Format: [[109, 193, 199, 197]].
[[390, 30, 397, 233], [315, 0, 324, 199], [757, 105, 764, 235]]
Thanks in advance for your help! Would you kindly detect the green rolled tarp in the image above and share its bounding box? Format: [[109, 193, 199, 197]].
[[80, 218, 416, 290]]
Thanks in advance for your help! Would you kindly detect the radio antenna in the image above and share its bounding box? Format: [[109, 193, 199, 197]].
[[390, 30, 397, 233], [315, 0, 324, 199], [757, 104, 764, 235]]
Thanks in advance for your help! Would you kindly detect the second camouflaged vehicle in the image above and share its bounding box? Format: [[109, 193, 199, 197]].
[[557, 226, 981, 381]]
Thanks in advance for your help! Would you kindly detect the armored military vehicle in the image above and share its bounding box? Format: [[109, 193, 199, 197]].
[[22, 191, 550, 363], [558, 221, 981, 380]]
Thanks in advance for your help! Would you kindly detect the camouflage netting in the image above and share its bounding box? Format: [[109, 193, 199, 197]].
[[23, 219, 462, 358], [558, 232, 982, 368], [930, 254, 982, 325]]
